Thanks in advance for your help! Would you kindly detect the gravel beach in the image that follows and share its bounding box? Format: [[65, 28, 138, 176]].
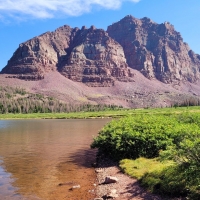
[[94, 156, 186, 200], [94, 156, 161, 200]]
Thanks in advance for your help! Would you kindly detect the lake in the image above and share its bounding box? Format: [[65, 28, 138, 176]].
[[0, 118, 110, 200]]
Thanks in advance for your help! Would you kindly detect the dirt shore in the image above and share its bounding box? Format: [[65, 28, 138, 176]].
[[94, 156, 184, 200]]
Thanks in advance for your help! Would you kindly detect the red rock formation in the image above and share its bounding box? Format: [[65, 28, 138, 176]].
[[2, 25, 72, 80], [59, 26, 134, 86], [2, 15, 200, 86], [2, 25, 133, 86], [107, 15, 200, 84]]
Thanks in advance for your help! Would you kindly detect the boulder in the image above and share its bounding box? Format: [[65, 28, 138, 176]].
[[104, 176, 119, 184]]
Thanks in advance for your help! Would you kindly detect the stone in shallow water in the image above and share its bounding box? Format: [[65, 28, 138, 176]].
[[69, 185, 81, 190]]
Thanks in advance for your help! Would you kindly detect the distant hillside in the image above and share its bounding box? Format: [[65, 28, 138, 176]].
[[0, 86, 123, 114]]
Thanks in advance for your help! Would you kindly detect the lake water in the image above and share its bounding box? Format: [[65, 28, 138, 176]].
[[0, 119, 110, 200]]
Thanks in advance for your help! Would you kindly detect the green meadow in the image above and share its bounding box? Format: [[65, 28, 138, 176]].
[[1, 106, 200, 119]]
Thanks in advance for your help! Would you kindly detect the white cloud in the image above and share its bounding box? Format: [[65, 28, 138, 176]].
[[0, 0, 140, 19]]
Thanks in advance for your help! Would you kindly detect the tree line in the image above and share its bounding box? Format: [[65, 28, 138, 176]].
[[0, 86, 122, 114]]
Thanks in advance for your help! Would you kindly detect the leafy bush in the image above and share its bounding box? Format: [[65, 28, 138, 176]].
[[91, 114, 200, 160], [160, 134, 200, 166], [93, 113, 200, 199]]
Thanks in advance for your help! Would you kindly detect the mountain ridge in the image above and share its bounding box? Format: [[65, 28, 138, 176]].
[[107, 15, 200, 83], [1, 15, 200, 108], [2, 15, 200, 86]]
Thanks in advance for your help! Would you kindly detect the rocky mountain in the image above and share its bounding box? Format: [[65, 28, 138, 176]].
[[2, 25, 73, 80], [107, 15, 200, 84], [2, 24, 134, 86], [59, 25, 134, 86], [2, 15, 200, 87], [1, 15, 200, 108]]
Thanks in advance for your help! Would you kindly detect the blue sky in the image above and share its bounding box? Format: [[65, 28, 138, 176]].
[[0, 0, 200, 71]]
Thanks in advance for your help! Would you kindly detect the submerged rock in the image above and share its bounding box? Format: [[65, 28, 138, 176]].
[[69, 184, 81, 190]]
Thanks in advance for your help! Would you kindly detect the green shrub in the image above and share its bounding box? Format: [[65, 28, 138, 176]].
[[160, 135, 200, 166], [91, 115, 200, 160]]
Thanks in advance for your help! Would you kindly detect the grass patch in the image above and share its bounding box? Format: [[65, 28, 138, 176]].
[[0, 110, 127, 119], [120, 158, 200, 199], [120, 157, 174, 179], [1, 105, 200, 119]]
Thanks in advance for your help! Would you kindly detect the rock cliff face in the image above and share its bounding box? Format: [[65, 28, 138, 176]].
[[2, 15, 200, 86], [59, 26, 134, 86], [2, 25, 72, 80], [2, 25, 133, 86], [107, 15, 200, 84]]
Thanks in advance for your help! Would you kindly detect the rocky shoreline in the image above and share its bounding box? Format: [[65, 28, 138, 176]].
[[93, 156, 185, 200], [93, 156, 161, 200]]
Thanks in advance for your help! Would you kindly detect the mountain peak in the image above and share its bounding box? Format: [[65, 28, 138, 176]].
[[2, 15, 200, 86]]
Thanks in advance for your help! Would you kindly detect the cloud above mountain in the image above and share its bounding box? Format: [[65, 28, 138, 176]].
[[0, 0, 140, 19]]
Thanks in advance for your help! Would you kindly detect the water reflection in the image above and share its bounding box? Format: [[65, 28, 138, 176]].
[[0, 119, 110, 200], [0, 120, 12, 129]]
